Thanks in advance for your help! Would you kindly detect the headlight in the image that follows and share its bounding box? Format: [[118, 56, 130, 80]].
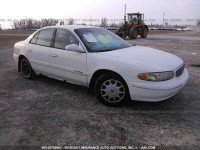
[[138, 71, 174, 81]]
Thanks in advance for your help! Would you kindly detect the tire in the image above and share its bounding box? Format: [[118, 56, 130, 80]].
[[141, 27, 148, 38], [20, 57, 36, 79], [128, 27, 138, 39], [95, 73, 129, 106]]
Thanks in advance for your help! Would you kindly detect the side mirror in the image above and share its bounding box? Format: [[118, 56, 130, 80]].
[[65, 44, 85, 53]]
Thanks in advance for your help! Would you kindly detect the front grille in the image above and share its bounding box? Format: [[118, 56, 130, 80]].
[[176, 64, 185, 77]]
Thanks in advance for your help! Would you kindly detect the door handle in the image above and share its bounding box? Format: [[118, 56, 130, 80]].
[[51, 54, 57, 57], [27, 49, 32, 52]]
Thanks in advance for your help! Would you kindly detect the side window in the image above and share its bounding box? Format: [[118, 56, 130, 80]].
[[36, 29, 55, 47], [30, 32, 39, 44], [54, 29, 79, 49]]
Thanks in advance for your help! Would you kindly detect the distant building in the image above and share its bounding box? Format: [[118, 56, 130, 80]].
[[0, 24, 2, 30]]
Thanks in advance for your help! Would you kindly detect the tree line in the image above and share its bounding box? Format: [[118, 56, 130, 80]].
[[11, 18, 59, 30], [10, 17, 124, 30], [10, 17, 199, 30]]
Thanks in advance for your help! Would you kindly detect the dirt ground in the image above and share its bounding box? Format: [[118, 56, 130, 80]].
[[0, 30, 200, 150]]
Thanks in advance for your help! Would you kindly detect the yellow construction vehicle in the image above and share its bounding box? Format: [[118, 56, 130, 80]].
[[116, 12, 149, 39]]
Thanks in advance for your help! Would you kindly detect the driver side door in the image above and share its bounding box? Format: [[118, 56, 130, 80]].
[[49, 29, 87, 86]]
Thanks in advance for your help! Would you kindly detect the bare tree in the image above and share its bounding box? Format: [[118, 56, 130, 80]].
[[11, 20, 20, 29], [41, 19, 58, 27], [33, 20, 42, 28], [26, 19, 33, 29], [60, 20, 65, 25], [100, 17, 108, 28], [109, 23, 118, 28], [11, 18, 58, 30], [68, 18, 75, 25], [0, 24, 2, 30]]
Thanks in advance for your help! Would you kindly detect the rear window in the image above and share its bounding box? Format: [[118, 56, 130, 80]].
[[36, 29, 55, 47], [30, 32, 39, 44]]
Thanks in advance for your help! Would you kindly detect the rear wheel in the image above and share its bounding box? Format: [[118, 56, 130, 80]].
[[95, 73, 128, 106], [20, 57, 36, 79], [128, 27, 138, 39]]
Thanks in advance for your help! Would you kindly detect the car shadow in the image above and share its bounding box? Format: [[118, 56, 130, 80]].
[[34, 74, 89, 95], [34, 74, 187, 112]]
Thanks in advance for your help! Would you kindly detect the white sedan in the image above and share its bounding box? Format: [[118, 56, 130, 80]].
[[13, 25, 189, 106]]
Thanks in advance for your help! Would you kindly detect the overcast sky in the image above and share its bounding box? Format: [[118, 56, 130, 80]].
[[0, 0, 200, 28]]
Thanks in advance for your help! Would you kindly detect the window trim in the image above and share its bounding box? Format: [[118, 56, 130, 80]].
[[28, 28, 86, 53]]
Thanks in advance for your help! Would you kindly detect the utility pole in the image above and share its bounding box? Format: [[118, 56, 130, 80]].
[[124, 4, 126, 22], [123, 4, 127, 39], [163, 11, 165, 27]]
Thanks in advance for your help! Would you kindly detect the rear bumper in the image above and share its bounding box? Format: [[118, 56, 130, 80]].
[[13, 53, 18, 65], [126, 69, 189, 102]]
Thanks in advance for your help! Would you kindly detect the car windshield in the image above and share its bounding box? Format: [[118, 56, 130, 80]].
[[74, 28, 132, 52]]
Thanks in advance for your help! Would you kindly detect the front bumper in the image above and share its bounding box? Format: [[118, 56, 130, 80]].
[[127, 68, 189, 102]]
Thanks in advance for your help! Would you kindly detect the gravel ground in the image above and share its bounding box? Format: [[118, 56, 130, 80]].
[[0, 31, 200, 150]]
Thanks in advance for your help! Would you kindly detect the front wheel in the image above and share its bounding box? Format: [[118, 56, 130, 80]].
[[20, 57, 36, 79], [128, 27, 138, 39], [95, 74, 129, 106], [141, 28, 148, 38]]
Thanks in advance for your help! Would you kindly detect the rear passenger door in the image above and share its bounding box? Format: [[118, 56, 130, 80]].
[[27, 29, 55, 76], [49, 29, 87, 86]]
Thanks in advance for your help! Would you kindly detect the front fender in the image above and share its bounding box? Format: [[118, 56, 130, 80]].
[[87, 53, 152, 84]]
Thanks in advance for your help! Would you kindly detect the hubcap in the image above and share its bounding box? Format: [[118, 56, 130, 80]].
[[21, 60, 30, 77], [100, 79, 125, 103]]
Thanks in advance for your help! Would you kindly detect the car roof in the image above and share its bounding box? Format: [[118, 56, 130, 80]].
[[41, 25, 101, 31]]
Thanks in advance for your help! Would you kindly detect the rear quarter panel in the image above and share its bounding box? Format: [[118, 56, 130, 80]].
[[14, 41, 27, 57]]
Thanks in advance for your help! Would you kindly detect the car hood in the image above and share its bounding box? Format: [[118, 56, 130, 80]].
[[97, 46, 183, 71]]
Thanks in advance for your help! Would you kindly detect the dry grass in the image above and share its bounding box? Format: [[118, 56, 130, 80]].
[[149, 30, 200, 37], [0, 30, 34, 34], [110, 29, 185, 35], [0, 35, 28, 42], [149, 30, 184, 34], [0, 35, 28, 48], [175, 33, 200, 37]]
